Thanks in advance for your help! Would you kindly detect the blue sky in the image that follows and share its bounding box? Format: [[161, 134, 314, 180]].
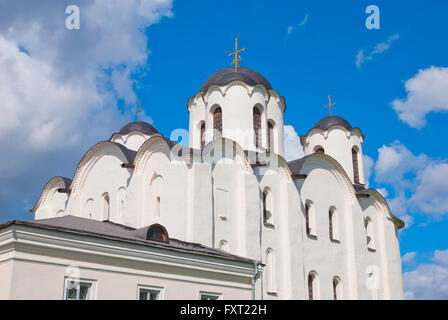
[[0, 0, 447, 299]]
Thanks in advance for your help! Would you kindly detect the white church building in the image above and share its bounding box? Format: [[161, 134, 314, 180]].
[[0, 66, 404, 300]]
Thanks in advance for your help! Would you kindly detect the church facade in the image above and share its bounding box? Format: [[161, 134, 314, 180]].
[[0, 66, 404, 300]]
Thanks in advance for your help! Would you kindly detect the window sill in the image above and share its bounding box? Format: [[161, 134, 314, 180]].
[[263, 222, 275, 228], [219, 215, 227, 221]]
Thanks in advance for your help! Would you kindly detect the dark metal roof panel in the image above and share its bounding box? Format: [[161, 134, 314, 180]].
[[200, 67, 272, 92]]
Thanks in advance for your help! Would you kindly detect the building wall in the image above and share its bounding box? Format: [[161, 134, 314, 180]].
[[1, 226, 254, 300]]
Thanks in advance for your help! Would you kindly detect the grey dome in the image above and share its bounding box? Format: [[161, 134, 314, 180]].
[[119, 121, 158, 135], [200, 67, 272, 92], [313, 116, 353, 132]]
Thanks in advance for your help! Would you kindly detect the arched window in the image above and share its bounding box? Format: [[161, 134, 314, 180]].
[[266, 249, 277, 294], [213, 107, 222, 139], [329, 206, 339, 241], [146, 224, 169, 243], [333, 277, 342, 300], [308, 272, 318, 300], [315, 146, 325, 154], [200, 122, 205, 149], [219, 240, 229, 252], [102, 193, 110, 221], [263, 188, 273, 225], [268, 121, 274, 151], [253, 107, 262, 148], [366, 217, 375, 250], [305, 201, 316, 236], [305, 203, 311, 235], [352, 147, 360, 184]]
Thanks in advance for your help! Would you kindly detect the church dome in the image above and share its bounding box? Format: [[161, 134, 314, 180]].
[[312, 115, 353, 132], [118, 121, 158, 135], [200, 66, 272, 92]]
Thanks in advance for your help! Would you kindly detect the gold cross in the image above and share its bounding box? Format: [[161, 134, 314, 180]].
[[136, 101, 144, 121], [228, 37, 245, 71], [324, 95, 336, 115]]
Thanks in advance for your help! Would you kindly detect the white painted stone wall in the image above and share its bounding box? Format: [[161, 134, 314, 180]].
[[31, 81, 404, 300]]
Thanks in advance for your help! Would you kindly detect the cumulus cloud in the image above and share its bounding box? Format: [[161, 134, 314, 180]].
[[0, 0, 173, 221], [356, 34, 399, 68], [286, 14, 309, 37], [372, 140, 448, 225], [363, 154, 374, 188], [404, 249, 448, 299], [392, 66, 448, 128], [402, 251, 417, 264], [283, 125, 304, 161]]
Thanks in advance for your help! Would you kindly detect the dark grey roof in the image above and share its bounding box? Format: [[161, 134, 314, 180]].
[[118, 121, 158, 135], [200, 67, 272, 92], [313, 116, 353, 132], [287, 156, 309, 175], [0, 216, 255, 264]]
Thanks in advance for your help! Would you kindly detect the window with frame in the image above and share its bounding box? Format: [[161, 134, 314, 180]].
[[365, 217, 376, 250], [253, 107, 262, 148], [102, 193, 110, 221], [263, 188, 273, 225], [352, 147, 360, 184], [139, 288, 161, 300], [308, 271, 318, 300], [333, 277, 342, 300], [213, 107, 222, 139], [65, 279, 93, 300], [200, 292, 221, 300], [200, 122, 205, 149], [268, 121, 274, 151]]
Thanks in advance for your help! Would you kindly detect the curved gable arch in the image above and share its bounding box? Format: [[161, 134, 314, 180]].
[[133, 135, 172, 175], [70, 141, 134, 196], [363, 189, 405, 229], [299, 153, 358, 204], [202, 137, 252, 173], [30, 176, 71, 213]]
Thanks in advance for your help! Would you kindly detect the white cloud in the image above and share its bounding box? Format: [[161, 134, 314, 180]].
[[410, 163, 448, 215], [283, 125, 304, 161], [372, 141, 448, 225], [404, 249, 448, 299], [402, 251, 417, 264], [286, 14, 309, 36], [0, 0, 174, 220], [363, 154, 374, 188], [356, 34, 399, 68], [376, 187, 389, 198], [392, 66, 448, 129]]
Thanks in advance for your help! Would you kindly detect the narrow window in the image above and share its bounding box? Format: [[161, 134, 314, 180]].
[[308, 273, 315, 300], [366, 217, 375, 250], [268, 121, 274, 151], [65, 280, 93, 300], [200, 122, 205, 149], [266, 249, 277, 294], [352, 147, 360, 184], [329, 207, 339, 241], [263, 188, 273, 225], [253, 107, 262, 147], [305, 203, 311, 235], [213, 107, 222, 139], [333, 277, 342, 300], [139, 288, 161, 300], [329, 209, 334, 241], [315, 146, 325, 154], [102, 193, 110, 221]]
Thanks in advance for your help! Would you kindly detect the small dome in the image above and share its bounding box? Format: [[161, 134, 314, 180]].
[[200, 66, 272, 92], [118, 121, 158, 135], [312, 116, 353, 132]]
